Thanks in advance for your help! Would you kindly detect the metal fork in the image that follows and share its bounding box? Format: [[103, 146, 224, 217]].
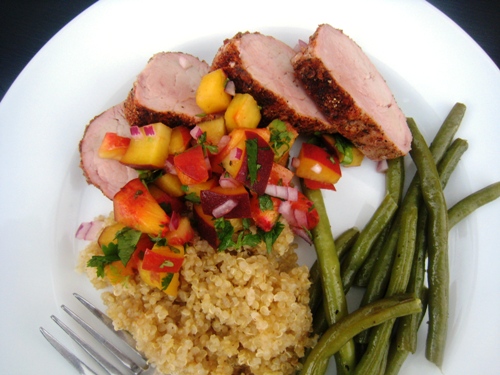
[[40, 293, 154, 375]]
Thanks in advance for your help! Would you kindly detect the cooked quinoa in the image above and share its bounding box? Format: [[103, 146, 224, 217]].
[[77, 217, 314, 375]]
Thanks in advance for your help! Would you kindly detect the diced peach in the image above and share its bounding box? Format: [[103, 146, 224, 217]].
[[154, 173, 185, 197], [98, 132, 131, 160], [184, 178, 218, 199], [104, 260, 135, 285], [295, 143, 342, 185], [197, 117, 227, 146], [120, 123, 172, 169], [97, 222, 126, 248], [168, 126, 192, 155], [250, 193, 281, 232], [196, 69, 232, 114], [209, 128, 247, 174], [174, 145, 210, 185], [268, 162, 294, 187], [138, 260, 180, 297], [165, 216, 195, 245], [113, 178, 170, 236], [224, 93, 261, 131], [193, 203, 218, 249]]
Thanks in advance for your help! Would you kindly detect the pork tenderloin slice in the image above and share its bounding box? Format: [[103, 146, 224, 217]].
[[125, 52, 210, 127], [79, 103, 138, 199], [211, 32, 331, 132], [292, 24, 411, 160]]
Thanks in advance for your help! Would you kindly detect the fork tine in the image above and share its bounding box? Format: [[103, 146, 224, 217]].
[[62, 304, 147, 375], [49, 315, 123, 375], [73, 293, 147, 361], [40, 326, 99, 375]]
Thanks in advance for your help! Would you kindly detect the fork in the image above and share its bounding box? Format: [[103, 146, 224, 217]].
[[40, 293, 154, 375]]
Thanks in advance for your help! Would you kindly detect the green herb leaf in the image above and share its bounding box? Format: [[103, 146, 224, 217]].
[[245, 138, 259, 185], [197, 132, 219, 155], [258, 221, 285, 253], [258, 194, 274, 211], [184, 192, 201, 204], [137, 169, 164, 185], [214, 218, 235, 251], [334, 135, 354, 165], [269, 119, 293, 158], [161, 273, 174, 290], [115, 227, 142, 265]]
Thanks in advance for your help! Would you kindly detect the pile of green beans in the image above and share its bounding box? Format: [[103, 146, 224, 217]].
[[301, 102, 500, 374]]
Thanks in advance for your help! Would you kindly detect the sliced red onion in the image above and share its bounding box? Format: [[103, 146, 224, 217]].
[[229, 147, 243, 160], [130, 126, 142, 139], [264, 184, 299, 201], [212, 199, 238, 218], [190, 125, 203, 140], [204, 155, 212, 171], [278, 201, 297, 227], [169, 211, 180, 231], [311, 163, 323, 174], [219, 174, 241, 188], [293, 209, 309, 229], [216, 135, 230, 153], [291, 157, 301, 169], [164, 157, 177, 175], [292, 226, 313, 245], [75, 220, 105, 241], [225, 80, 236, 96], [294, 39, 308, 52], [143, 124, 156, 137], [377, 159, 389, 173]]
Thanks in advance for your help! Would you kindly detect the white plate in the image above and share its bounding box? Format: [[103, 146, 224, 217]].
[[0, 0, 499, 374]]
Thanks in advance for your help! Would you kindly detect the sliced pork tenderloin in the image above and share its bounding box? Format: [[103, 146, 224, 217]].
[[292, 24, 411, 160], [79, 103, 138, 199], [211, 32, 331, 132], [125, 52, 210, 127]]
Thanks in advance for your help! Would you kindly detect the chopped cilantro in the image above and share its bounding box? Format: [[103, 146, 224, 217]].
[[245, 138, 259, 185], [258, 194, 274, 211], [334, 135, 354, 165], [258, 221, 284, 253], [184, 192, 201, 204], [161, 273, 174, 290], [160, 260, 175, 268], [197, 132, 219, 155], [269, 120, 293, 158], [214, 218, 235, 251], [86, 227, 142, 278], [137, 169, 163, 185]]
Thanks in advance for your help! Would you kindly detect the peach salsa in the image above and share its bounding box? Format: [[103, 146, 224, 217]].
[[76, 66, 364, 374]]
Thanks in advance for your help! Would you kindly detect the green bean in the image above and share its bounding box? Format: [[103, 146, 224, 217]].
[[336, 227, 361, 260], [386, 157, 406, 205], [300, 294, 421, 375], [407, 118, 449, 368], [341, 194, 398, 293], [310, 228, 360, 317], [353, 157, 404, 288], [357, 104, 465, 347], [352, 205, 418, 374], [396, 137, 468, 353], [448, 181, 500, 229], [353, 225, 389, 287], [302, 184, 356, 375], [436, 138, 468, 188]]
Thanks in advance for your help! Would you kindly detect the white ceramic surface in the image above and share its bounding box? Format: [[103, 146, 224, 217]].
[[0, 0, 499, 374]]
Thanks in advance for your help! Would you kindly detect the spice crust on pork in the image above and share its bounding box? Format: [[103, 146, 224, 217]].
[[124, 52, 210, 127], [292, 24, 412, 160], [211, 32, 331, 132]]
